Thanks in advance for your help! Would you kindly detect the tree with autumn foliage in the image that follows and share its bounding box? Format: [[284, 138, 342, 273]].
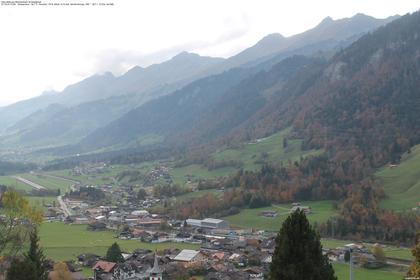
[[0, 189, 43, 256], [407, 232, 420, 278], [49, 262, 73, 280]]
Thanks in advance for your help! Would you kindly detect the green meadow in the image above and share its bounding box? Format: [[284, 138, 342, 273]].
[[39, 222, 199, 261], [333, 263, 404, 280], [212, 128, 322, 171], [170, 128, 322, 186], [376, 144, 420, 211], [224, 200, 337, 232], [0, 176, 34, 192]]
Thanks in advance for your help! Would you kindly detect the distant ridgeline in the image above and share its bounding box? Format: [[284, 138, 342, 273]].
[[0, 160, 36, 176]]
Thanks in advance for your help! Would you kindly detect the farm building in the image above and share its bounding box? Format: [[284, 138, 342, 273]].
[[290, 205, 311, 214], [201, 218, 229, 229], [173, 249, 201, 262], [186, 218, 202, 227], [186, 218, 229, 229]]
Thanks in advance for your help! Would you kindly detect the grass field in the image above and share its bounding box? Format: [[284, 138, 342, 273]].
[[212, 128, 322, 171], [0, 176, 34, 192], [224, 200, 337, 232], [321, 239, 413, 261], [170, 128, 322, 186], [27, 196, 57, 207], [19, 173, 74, 193], [170, 164, 236, 185], [376, 144, 420, 211], [333, 263, 404, 280], [39, 222, 199, 261]]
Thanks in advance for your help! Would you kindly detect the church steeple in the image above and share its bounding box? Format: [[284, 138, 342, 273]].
[[149, 252, 163, 280]]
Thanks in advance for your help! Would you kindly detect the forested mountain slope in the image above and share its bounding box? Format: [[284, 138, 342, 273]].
[[79, 55, 318, 151]]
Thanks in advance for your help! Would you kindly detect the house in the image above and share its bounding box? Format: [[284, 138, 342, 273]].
[[290, 205, 311, 214], [137, 218, 162, 228], [186, 218, 202, 227], [173, 249, 202, 263], [93, 261, 118, 280], [131, 210, 149, 217], [244, 267, 264, 279], [260, 211, 277, 217]]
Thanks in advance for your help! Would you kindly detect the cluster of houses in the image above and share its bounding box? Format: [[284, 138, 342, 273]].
[[84, 232, 274, 280], [83, 236, 389, 280], [71, 163, 110, 176]]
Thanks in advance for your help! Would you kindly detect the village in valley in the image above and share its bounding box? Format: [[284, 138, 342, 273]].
[[2, 161, 409, 280]]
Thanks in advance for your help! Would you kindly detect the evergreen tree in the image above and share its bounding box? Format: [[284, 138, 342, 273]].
[[407, 232, 420, 278], [106, 242, 124, 263], [269, 210, 336, 280], [6, 258, 36, 280], [25, 229, 48, 280]]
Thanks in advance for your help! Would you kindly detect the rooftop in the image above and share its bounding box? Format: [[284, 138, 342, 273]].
[[173, 249, 200, 262]]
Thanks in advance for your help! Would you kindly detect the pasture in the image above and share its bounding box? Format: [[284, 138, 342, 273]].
[[39, 222, 199, 261], [223, 200, 336, 232], [376, 144, 420, 211]]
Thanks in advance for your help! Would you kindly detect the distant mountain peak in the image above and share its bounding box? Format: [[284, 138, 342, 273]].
[[257, 33, 286, 44], [320, 16, 334, 24], [172, 51, 200, 60]]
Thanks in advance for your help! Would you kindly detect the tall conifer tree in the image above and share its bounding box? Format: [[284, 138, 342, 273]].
[[25, 229, 48, 280], [270, 210, 336, 280]]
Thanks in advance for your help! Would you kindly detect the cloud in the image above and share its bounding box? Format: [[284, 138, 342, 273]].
[[87, 25, 251, 76]]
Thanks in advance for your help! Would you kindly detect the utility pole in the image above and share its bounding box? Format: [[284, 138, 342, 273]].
[[349, 249, 353, 280]]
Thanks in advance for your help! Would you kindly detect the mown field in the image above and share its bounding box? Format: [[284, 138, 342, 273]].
[[39, 222, 199, 261], [212, 128, 322, 171], [224, 200, 337, 232], [0, 175, 33, 191], [333, 263, 404, 280], [376, 144, 420, 211], [19, 173, 74, 192], [170, 128, 322, 186], [322, 239, 413, 261]]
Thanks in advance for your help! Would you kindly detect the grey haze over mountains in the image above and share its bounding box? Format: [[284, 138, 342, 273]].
[[0, 13, 398, 151], [0, 52, 223, 132]]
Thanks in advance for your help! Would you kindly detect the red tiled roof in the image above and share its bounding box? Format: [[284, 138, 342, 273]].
[[93, 261, 116, 273]]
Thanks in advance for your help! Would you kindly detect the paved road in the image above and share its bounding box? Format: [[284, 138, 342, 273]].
[[57, 195, 72, 217], [12, 176, 47, 190]]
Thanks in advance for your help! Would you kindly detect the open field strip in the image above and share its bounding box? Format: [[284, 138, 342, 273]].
[[39, 222, 199, 261]]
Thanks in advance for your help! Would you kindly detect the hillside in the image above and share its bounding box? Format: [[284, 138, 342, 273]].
[[376, 144, 420, 211], [78, 55, 318, 151]]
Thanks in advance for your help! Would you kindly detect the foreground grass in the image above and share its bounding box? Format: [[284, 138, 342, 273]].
[[322, 239, 413, 261], [224, 200, 336, 232], [333, 263, 404, 280], [39, 222, 199, 261], [376, 144, 420, 211]]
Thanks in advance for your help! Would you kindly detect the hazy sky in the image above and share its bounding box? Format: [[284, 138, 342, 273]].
[[0, 0, 419, 105]]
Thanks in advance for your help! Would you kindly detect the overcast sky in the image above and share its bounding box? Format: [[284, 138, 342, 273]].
[[0, 0, 419, 105]]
